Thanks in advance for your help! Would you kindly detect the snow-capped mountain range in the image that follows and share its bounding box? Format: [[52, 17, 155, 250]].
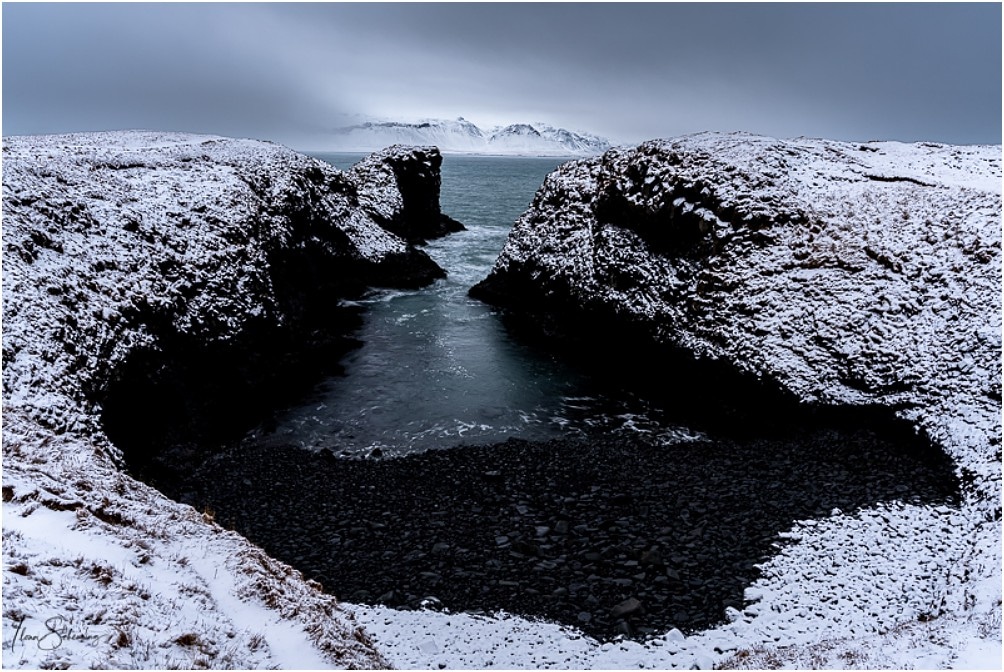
[[328, 117, 610, 156]]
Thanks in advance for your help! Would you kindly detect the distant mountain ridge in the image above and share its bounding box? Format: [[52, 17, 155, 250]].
[[329, 117, 610, 156]]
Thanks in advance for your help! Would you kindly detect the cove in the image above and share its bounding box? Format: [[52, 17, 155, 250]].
[[108, 154, 961, 642], [185, 431, 957, 642], [248, 154, 701, 458]]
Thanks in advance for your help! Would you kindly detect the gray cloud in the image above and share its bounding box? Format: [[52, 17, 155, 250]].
[[3, 3, 1000, 147], [2, 3, 346, 143]]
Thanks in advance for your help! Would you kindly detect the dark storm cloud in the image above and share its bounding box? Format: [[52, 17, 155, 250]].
[[3, 3, 1000, 147]]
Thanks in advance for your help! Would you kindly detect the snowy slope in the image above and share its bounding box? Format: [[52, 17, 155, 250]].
[[328, 117, 610, 156], [455, 132, 1002, 668], [1, 131, 453, 669]]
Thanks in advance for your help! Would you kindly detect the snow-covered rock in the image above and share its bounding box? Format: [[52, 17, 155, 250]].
[[329, 117, 611, 156], [1, 131, 455, 669], [349, 144, 464, 242], [471, 131, 1001, 666]]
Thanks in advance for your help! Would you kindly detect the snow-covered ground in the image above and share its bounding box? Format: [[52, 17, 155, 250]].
[[3, 131, 999, 669], [1, 131, 444, 669], [458, 133, 1002, 669], [3, 407, 384, 669]]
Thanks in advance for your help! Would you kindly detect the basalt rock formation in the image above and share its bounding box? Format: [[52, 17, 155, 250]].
[[2, 131, 461, 669], [350, 144, 465, 243], [471, 132, 1001, 655]]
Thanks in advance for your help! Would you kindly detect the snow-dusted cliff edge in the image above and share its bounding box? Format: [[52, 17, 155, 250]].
[[470, 132, 1002, 667], [1, 132, 456, 669]]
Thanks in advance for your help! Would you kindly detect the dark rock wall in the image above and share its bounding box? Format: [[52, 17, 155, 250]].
[[350, 145, 465, 243], [2, 132, 458, 475]]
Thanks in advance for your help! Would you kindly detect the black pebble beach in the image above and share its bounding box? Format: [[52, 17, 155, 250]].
[[171, 428, 959, 642]]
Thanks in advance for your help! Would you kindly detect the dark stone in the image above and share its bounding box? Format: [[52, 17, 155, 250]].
[[350, 146, 466, 244], [512, 540, 539, 556], [152, 418, 958, 643], [610, 493, 634, 506], [640, 549, 663, 566], [611, 597, 643, 618]]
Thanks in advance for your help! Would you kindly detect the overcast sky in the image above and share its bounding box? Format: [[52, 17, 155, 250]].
[[3, 3, 1000, 148]]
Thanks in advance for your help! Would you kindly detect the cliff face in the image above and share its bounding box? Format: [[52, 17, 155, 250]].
[[472, 132, 1001, 660], [350, 144, 465, 243], [473, 133, 1000, 484], [1, 132, 455, 669]]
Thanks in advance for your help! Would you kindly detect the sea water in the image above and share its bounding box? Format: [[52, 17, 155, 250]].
[[256, 154, 698, 457]]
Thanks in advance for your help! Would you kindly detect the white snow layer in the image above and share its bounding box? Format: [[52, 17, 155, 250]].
[[1, 131, 414, 669], [2, 130, 1001, 670], [401, 132, 998, 670]]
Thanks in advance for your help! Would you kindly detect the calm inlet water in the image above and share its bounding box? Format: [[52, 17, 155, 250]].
[[257, 154, 698, 457]]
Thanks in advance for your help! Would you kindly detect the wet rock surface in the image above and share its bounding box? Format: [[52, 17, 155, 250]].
[[172, 429, 959, 642]]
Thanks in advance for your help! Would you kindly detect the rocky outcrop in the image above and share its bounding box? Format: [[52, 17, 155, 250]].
[[472, 132, 1001, 656], [2, 131, 460, 669], [350, 144, 464, 243], [472, 133, 1000, 485]]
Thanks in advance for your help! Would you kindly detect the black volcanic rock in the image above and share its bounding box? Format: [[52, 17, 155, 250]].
[[1, 131, 420, 667], [180, 431, 959, 642], [350, 144, 465, 243]]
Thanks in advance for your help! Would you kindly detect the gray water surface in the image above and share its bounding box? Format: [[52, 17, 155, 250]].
[[257, 154, 699, 457]]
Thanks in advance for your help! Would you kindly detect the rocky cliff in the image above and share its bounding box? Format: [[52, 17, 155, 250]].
[[1, 132, 456, 669], [349, 145, 465, 242], [472, 132, 1001, 663]]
